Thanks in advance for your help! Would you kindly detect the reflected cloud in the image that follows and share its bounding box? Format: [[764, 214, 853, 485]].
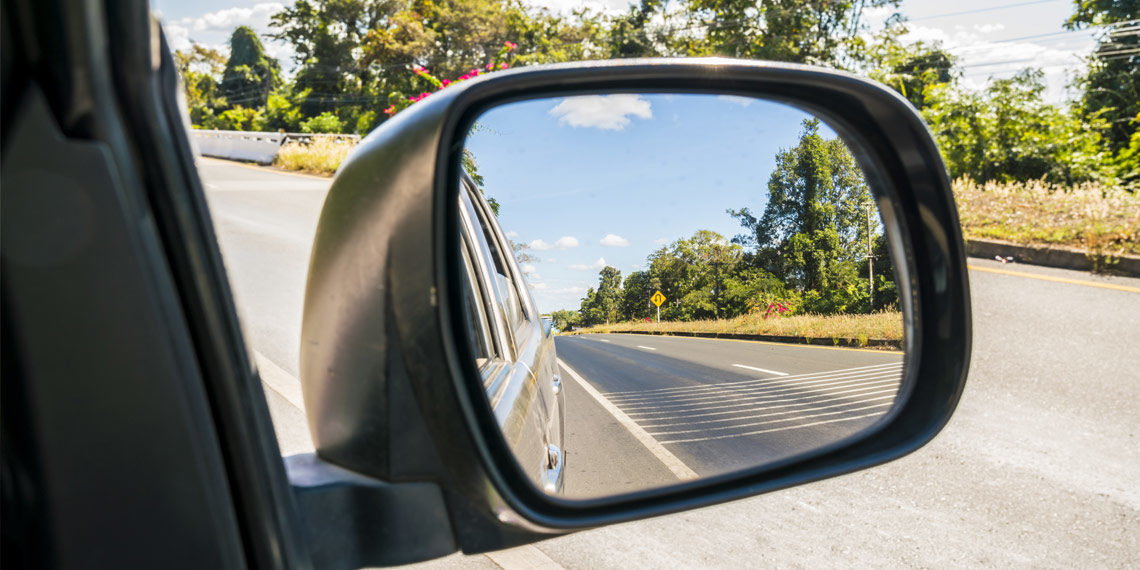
[[549, 95, 653, 131]]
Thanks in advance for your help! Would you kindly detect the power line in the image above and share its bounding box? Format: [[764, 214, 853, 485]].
[[910, 0, 1061, 22]]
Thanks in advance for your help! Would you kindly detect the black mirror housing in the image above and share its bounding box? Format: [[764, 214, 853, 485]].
[[297, 59, 971, 566]]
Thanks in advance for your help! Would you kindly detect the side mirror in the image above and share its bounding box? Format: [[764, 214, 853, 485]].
[[294, 59, 970, 568]]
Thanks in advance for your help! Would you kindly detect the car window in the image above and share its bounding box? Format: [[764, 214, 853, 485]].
[[460, 224, 497, 368], [458, 185, 517, 357], [459, 179, 531, 342]]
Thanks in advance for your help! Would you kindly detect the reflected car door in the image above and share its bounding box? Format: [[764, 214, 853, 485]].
[[458, 177, 564, 492]]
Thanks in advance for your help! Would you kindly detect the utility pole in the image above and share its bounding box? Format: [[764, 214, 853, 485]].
[[712, 261, 723, 319], [867, 201, 874, 308]]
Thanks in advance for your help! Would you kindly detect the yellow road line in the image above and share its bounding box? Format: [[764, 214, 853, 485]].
[[199, 156, 334, 182], [967, 264, 1140, 294]]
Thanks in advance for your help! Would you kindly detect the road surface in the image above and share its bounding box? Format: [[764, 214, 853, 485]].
[[200, 158, 1139, 568], [556, 334, 902, 497]]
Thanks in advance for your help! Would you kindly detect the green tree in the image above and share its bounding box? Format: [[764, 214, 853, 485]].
[[681, 0, 901, 67], [730, 119, 876, 313], [174, 44, 227, 126], [299, 111, 344, 133], [220, 26, 281, 110], [548, 309, 580, 331], [867, 36, 956, 110], [1066, 0, 1139, 187], [922, 70, 1109, 185], [619, 271, 655, 321], [594, 266, 623, 324], [578, 266, 623, 325], [270, 0, 393, 118], [598, 0, 667, 58], [645, 230, 743, 320]]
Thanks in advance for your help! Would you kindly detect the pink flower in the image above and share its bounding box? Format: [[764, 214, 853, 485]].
[[441, 79, 451, 87], [383, 105, 396, 115], [505, 41, 517, 50], [498, 62, 509, 70], [486, 62, 494, 70]]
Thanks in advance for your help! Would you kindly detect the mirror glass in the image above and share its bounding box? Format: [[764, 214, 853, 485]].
[[457, 93, 905, 500]]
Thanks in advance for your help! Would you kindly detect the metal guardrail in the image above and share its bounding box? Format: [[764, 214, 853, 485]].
[[190, 129, 360, 165]]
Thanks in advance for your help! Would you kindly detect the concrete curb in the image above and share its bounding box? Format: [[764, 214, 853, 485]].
[[577, 329, 902, 351], [966, 238, 1140, 277]]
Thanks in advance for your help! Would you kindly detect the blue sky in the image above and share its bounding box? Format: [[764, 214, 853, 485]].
[[465, 93, 836, 312]]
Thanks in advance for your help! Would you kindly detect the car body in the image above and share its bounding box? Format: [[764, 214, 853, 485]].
[[457, 173, 565, 493]]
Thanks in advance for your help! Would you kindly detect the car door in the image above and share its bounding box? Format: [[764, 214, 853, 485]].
[[457, 175, 564, 493]]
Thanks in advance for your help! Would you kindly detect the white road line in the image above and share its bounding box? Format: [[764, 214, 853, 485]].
[[557, 359, 699, 481], [647, 399, 896, 436], [592, 338, 611, 342], [484, 545, 564, 570], [637, 345, 657, 351], [607, 362, 904, 399], [732, 363, 788, 376], [636, 390, 900, 427], [616, 373, 902, 410], [660, 410, 890, 444], [254, 351, 305, 412]]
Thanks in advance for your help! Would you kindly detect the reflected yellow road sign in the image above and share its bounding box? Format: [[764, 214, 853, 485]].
[[651, 290, 666, 307]]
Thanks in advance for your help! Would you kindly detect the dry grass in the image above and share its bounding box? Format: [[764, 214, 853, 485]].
[[953, 179, 1140, 257], [273, 138, 357, 175], [571, 310, 903, 346]]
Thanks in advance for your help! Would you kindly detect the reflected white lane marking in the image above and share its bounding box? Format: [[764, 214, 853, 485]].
[[660, 410, 890, 444], [637, 345, 657, 351], [732, 363, 787, 376], [557, 359, 699, 481], [593, 338, 611, 342]]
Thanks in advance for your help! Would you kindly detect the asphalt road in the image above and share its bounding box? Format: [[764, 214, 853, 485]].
[[556, 334, 903, 497], [200, 158, 1139, 568]]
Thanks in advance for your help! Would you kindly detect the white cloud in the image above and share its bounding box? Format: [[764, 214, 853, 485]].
[[654, 237, 669, 245], [530, 282, 549, 290], [529, 236, 578, 250], [175, 3, 284, 34], [548, 95, 653, 131], [570, 257, 608, 271], [901, 24, 1093, 102], [973, 23, 1005, 34], [162, 3, 295, 71], [600, 234, 630, 247], [717, 95, 755, 107], [506, 230, 519, 238], [549, 286, 586, 295], [521, 263, 537, 275], [555, 236, 579, 249]]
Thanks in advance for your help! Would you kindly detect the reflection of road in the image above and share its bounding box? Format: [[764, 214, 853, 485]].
[[556, 334, 904, 495]]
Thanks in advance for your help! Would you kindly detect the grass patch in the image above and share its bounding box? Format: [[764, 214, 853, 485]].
[[953, 179, 1140, 257], [273, 138, 357, 175], [569, 310, 903, 346]]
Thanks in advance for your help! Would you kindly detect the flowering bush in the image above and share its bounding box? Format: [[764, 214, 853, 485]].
[[383, 41, 517, 117]]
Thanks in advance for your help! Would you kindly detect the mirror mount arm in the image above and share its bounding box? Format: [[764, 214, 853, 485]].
[[286, 453, 455, 569]]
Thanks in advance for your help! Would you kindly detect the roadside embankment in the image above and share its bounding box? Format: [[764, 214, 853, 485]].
[[567, 311, 903, 351], [954, 179, 1140, 276]]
